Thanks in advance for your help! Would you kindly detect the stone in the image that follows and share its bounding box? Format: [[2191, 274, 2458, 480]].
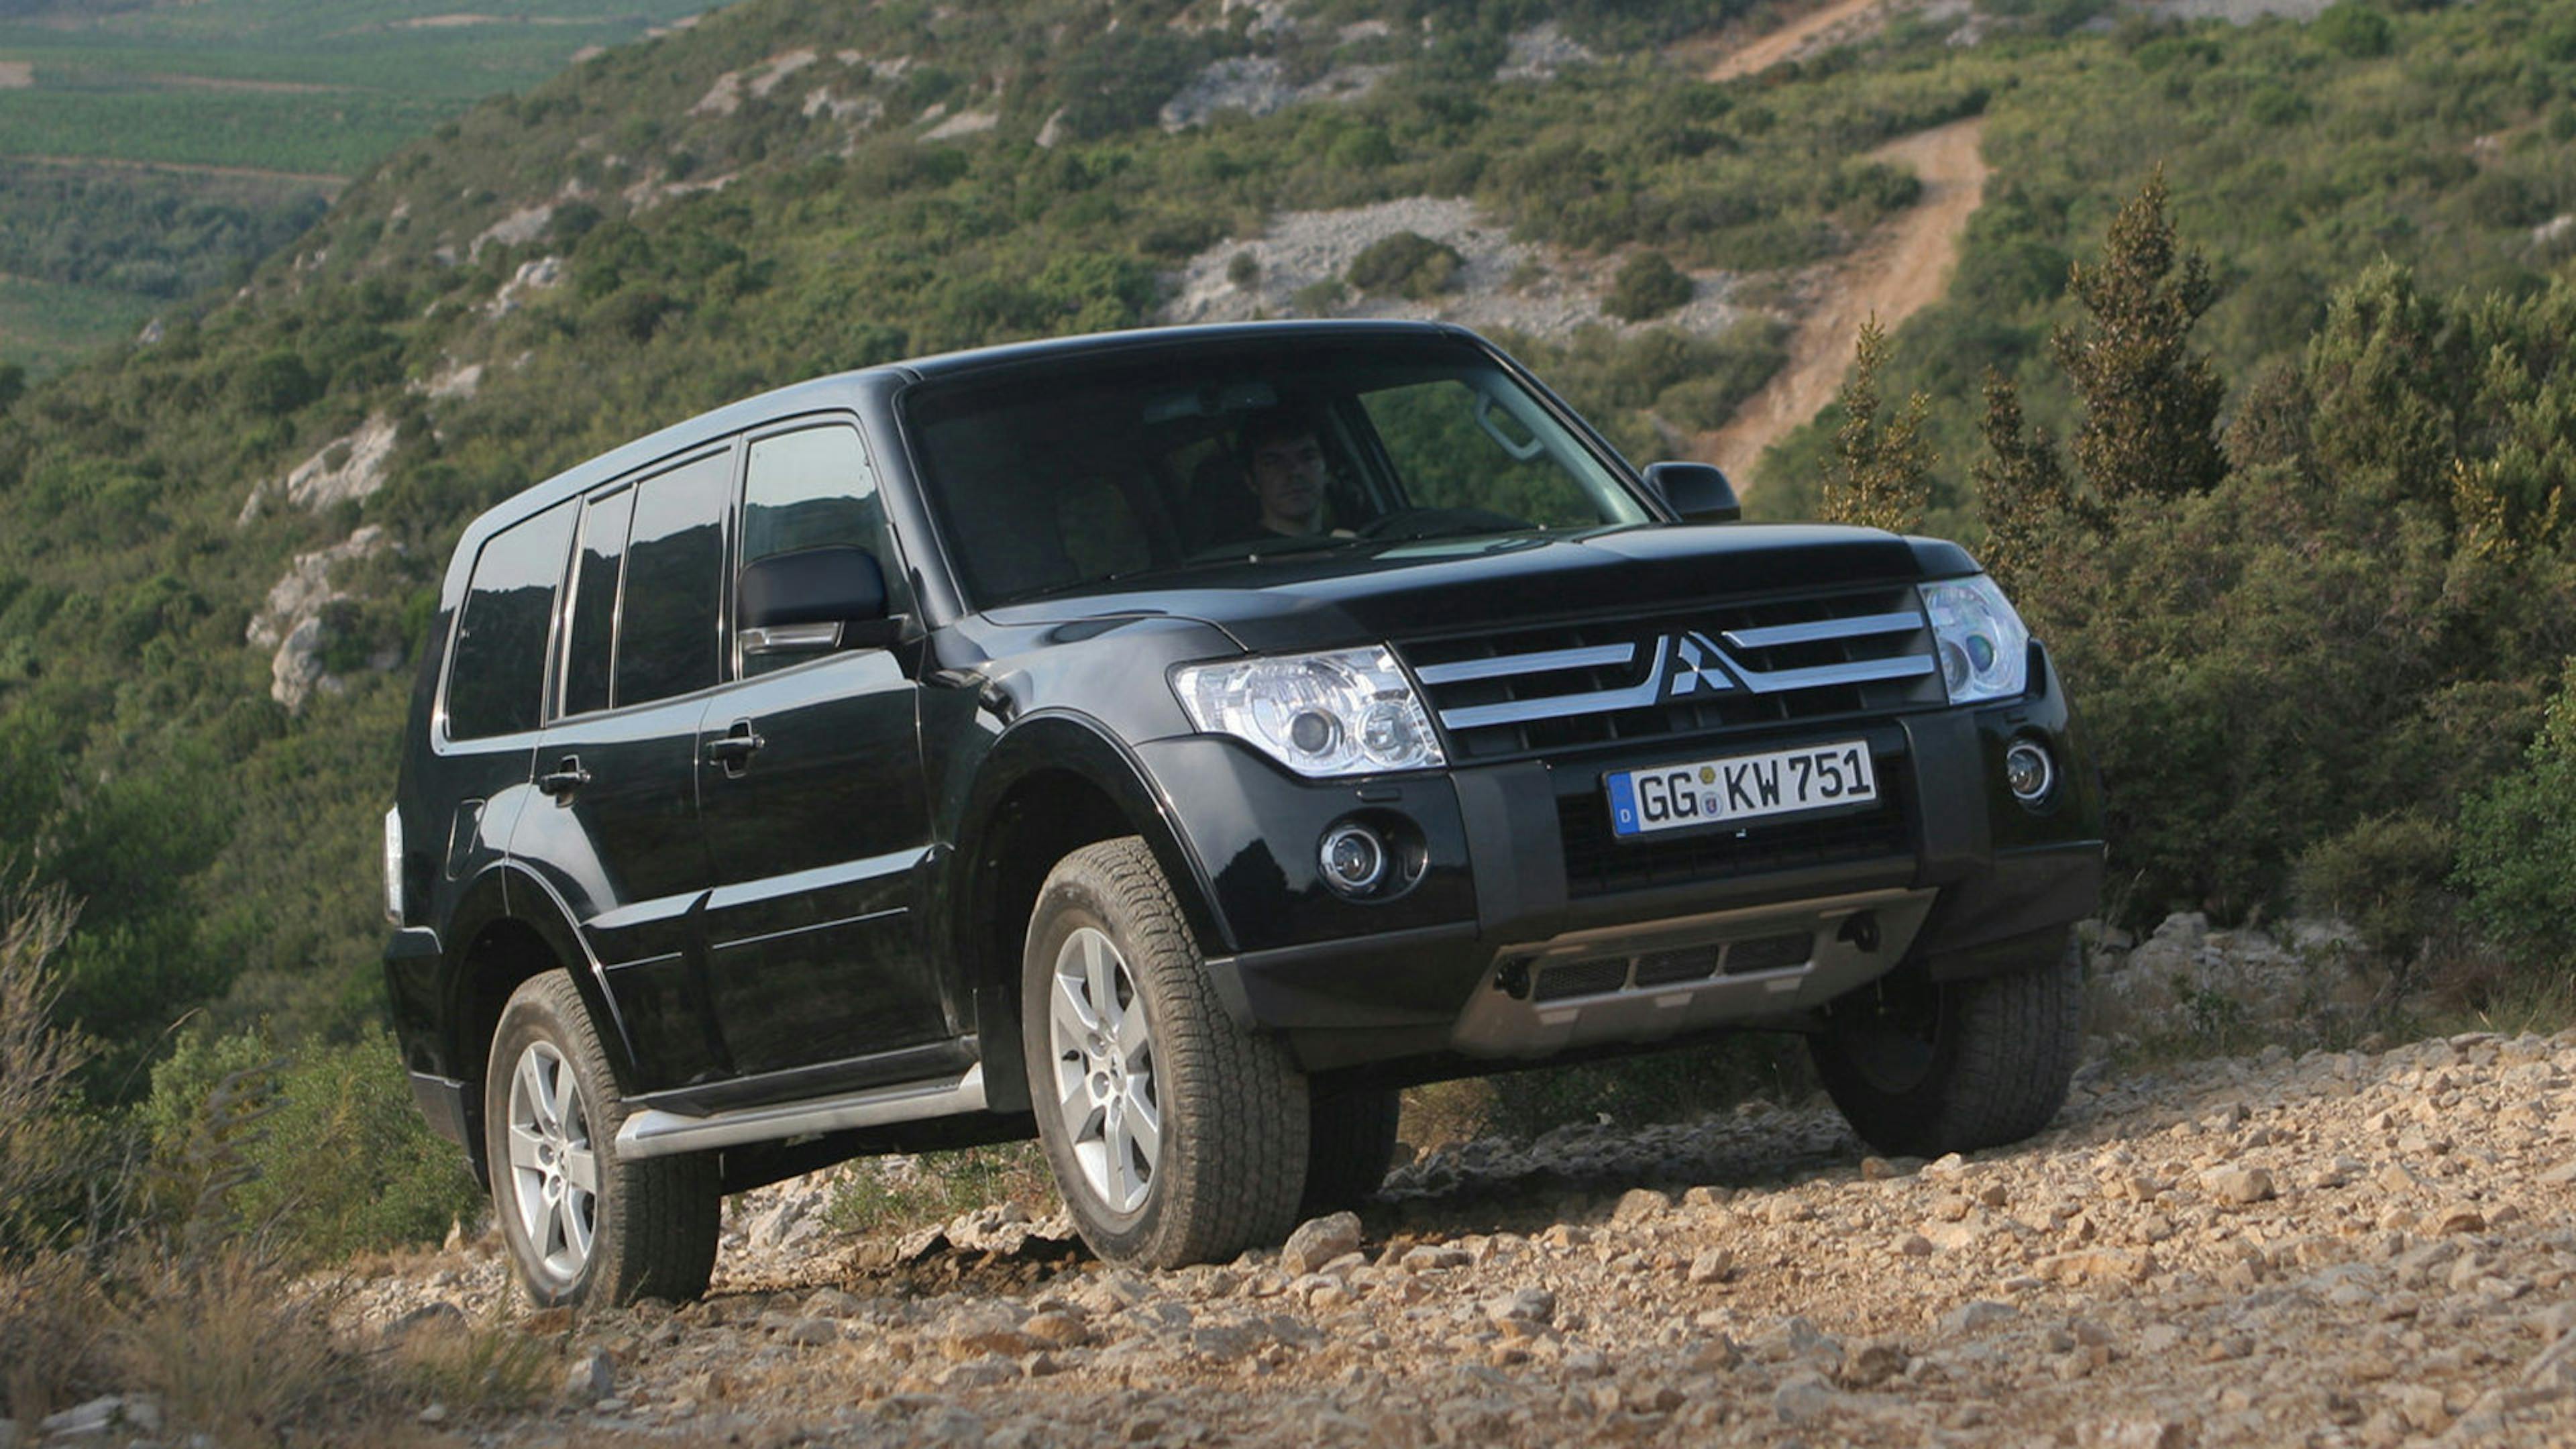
[[1401, 1244, 1472, 1273], [2076, 1419, 2192, 1448], [1485, 1286, 1557, 1328], [381, 1301, 470, 1352], [1280, 1212, 1364, 1275], [2202, 1166, 2275, 1205], [1687, 1247, 1735, 1284], [1772, 1371, 1836, 1422], [784, 1319, 839, 1347], [804, 1287, 864, 1318], [1939, 1301, 2019, 1335], [936, 1356, 1020, 1390], [2430, 1205, 2486, 1235], [36, 1397, 124, 1438], [1020, 1311, 1093, 1349], [1897, 1233, 1935, 1258], [1839, 1338, 1907, 1388], [2037, 1248, 2158, 1285], [1611, 1187, 1673, 1224], [564, 1348, 614, 1404]]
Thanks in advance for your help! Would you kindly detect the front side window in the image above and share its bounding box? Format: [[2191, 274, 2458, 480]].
[[614, 451, 731, 708], [739, 423, 910, 676], [904, 339, 1648, 608], [445, 500, 576, 741]]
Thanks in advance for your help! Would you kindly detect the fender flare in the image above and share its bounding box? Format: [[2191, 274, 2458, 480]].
[[940, 711, 1228, 1113], [440, 861, 645, 1099]]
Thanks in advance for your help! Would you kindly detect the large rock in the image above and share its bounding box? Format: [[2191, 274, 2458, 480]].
[[1279, 1212, 1363, 1275], [244, 525, 394, 712]]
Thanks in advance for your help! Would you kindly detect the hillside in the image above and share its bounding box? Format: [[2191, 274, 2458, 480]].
[[0, 0, 2573, 1105]]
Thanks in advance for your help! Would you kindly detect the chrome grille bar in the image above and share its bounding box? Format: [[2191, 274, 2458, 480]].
[[1733, 654, 1935, 694], [1412, 643, 1636, 686], [1437, 673, 1668, 730], [1721, 610, 1925, 651]]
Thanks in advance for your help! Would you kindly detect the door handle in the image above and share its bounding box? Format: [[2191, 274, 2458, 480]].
[[704, 722, 765, 770], [537, 757, 590, 798]]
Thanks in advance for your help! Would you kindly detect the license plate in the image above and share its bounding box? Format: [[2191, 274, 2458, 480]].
[[1606, 740, 1876, 839]]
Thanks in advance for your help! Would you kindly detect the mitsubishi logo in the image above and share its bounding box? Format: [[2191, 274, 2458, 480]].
[[1663, 631, 1741, 700]]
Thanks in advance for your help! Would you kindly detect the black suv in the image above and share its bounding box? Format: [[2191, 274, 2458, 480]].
[[384, 321, 2102, 1304]]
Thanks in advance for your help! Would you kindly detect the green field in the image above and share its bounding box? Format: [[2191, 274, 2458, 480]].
[[0, 0, 712, 370]]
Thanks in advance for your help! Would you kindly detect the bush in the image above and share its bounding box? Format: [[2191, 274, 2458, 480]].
[[1346, 231, 1464, 301], [1604, 250, 1695, 321], [2315, 3, 2394, 59], [232, 350, 321, 417], [0, 880, 95, 1257], [142, 1027, 482, 1261], [2457, 661, 2576, 965]]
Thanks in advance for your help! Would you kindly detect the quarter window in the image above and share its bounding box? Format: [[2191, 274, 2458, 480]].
[[557, 486, 634, 718], [445, 500, 576, 741], [614, 451, 731, 707]]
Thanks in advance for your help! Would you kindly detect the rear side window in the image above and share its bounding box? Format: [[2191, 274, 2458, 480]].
[[615, 450, 731, 707], [445, 500, 576, 741], [557, 486, 635, 718]]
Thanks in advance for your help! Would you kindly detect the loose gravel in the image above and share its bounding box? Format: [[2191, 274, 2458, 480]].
[[315, 1028, 2576, 1448]]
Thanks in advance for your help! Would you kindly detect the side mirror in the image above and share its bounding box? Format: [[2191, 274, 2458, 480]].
[[1643, 462, 1740, 524], [739, 545, 897, 656]]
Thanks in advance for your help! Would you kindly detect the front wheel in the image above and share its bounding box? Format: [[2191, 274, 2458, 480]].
[[1022, 838, 1309, 1267], [1807, 932, 2082, 1159], [483, 971, 719, 1307]]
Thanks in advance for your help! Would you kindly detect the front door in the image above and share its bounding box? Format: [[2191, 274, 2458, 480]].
[[694, 421, 945, 1078]]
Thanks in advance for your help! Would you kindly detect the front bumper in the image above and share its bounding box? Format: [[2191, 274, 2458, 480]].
[[1191, 648, 2104, 1073]]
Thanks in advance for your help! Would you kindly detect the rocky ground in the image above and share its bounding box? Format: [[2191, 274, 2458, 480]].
[[255, 1026, 2576, 1449]]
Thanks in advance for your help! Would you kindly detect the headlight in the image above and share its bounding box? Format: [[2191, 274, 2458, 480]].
[[384, 806, 405, 923], [1918, 575, 2031, 704], [1173, 646, 1445, 777]]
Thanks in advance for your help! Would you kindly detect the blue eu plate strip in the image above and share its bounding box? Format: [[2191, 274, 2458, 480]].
[[1607, 771, 1640, 838]]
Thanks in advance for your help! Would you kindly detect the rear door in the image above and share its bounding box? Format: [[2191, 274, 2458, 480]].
[[511, 445, 739, 1091], [692, 418, 947, 1079]]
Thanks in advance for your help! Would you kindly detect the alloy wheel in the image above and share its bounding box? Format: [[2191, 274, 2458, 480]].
[[1046, 925, 1162, 1216]]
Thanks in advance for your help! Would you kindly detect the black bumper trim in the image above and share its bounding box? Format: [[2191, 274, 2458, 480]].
[[1201, 921, 1486, 1032], [1917, 841, 2106, 980]]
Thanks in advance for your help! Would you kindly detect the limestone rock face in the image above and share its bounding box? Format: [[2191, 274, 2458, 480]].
[[246, 525, 394, 712]]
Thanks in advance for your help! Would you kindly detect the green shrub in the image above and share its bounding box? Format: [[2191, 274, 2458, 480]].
[[2315, 3, 2394, 59], [232, 350, 320, 417], [2293, 810, 2456, 966], [1604, 250, 1695, 322], [2457, 662, 2576, 965], [1346, 231, 1464, 301], [143, 1027, 481, 1261]]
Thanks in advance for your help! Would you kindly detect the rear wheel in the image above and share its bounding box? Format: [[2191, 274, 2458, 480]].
[[1298, 1086, 1402, 1218], [483, 971, 719, 1307], [1022, 838, 1309, 1267], [1807, 932, 2082, 1159]]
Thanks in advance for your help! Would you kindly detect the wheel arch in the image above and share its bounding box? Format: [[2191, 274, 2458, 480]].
[[944, 712, 1228, 1115], [439, 863, 639, 1182]]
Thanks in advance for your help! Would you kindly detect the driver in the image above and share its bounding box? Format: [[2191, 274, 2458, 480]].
[[1238, 410, 1338, 537]]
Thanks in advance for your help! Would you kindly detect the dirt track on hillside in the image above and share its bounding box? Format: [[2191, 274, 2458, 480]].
[[1699, 116, 1989, 490], [1694, 0, 1899, 83]]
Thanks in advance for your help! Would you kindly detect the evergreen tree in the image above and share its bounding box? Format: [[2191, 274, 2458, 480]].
[[1968, 369, 2079, 600], [1819, 318, 1933, 534], [2051, 168, 2226, 505]]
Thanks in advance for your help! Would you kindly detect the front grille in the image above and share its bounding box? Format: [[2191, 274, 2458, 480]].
[[1399, 586, 1943, 763], [1534, 956, 1632, 1002], [1633, 946, 1720, 987], [1554, 761, 1913, 898]]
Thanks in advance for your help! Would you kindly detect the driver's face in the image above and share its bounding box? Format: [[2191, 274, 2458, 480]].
[[1250, 432, 1326, 527]]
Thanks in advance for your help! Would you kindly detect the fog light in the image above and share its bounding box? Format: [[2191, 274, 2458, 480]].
[[2004, 740, 2055, 805], [1319, 822, 1389, 895]]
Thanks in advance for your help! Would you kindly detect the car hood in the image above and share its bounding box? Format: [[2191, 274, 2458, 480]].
[[976, 523, 1974, 654]]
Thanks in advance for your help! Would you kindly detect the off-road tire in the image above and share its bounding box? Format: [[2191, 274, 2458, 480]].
[[1022, 837, 1309, 1267], [1808, 932, 2082, 1159], [484, 971, 720, 1307], [1298, 1086, 1402, 1218]]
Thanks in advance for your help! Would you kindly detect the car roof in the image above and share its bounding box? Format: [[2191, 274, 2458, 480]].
[[892, 318, 1477, 379]]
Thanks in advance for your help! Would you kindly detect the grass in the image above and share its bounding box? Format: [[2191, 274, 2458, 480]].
[[820, 1142, 1057, 1238], [0, 274, 160, 373]]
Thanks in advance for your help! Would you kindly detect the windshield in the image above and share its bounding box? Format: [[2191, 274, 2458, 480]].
[[903, 337, 1651, 608]]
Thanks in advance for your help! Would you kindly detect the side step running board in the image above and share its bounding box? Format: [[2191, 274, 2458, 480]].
[[614, 1065, 986, 1160]]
